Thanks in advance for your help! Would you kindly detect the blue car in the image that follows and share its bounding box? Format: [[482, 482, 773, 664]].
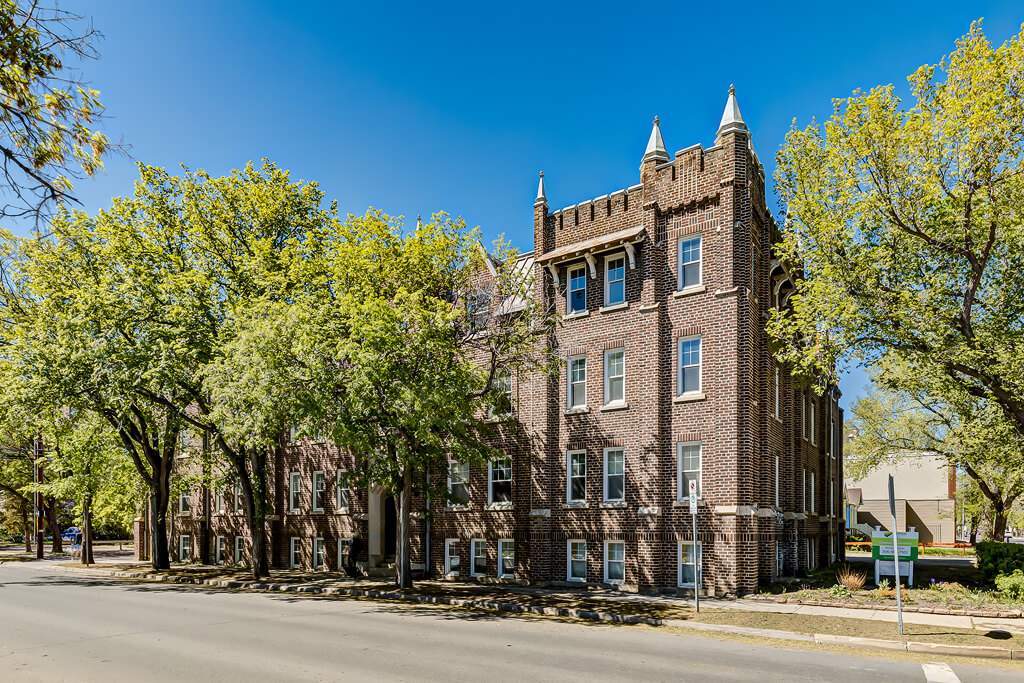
[[61, 527, 81, 542]]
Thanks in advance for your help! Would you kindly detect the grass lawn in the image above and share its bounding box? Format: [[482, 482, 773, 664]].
[[691, 610, 1023, 649]]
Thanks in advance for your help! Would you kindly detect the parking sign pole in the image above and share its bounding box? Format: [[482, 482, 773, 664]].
[[689, 479, 699, 613]]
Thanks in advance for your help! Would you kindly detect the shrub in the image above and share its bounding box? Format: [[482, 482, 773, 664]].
[[976, 542, 1024, 583], [836, 565, 867, 591], [995, 570, 1024, 601], [828, 584, 851, 599]]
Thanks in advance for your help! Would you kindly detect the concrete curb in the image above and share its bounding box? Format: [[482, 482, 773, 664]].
[[748, 595, 1023, 619], [50, 565, 1024, 659]]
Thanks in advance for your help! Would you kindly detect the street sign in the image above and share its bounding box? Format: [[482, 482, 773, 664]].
[[689, 479, 699, 613], [688, 479, 698, 508]]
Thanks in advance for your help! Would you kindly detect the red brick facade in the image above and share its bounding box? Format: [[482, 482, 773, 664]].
[[165, 90, 843, 596]]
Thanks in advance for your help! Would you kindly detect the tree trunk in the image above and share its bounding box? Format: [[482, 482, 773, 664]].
[[82, 493, 94, 565], [48, 501, 62, 553], [396, 467, 413, 589], [237, 446, 270, 580], [21, 501, 31, 553], [151, 480, 171, 570], [992, 508, 1009, 541]]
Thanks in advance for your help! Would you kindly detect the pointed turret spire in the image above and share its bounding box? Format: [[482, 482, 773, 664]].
[[416, 214, 423, 229], [535, 170, 547, 205], [642, 115, 669, 164], [717, 83, 747, 136]]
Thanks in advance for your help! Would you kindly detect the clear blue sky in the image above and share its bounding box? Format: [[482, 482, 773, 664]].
[[61, 1, 1023, 411]]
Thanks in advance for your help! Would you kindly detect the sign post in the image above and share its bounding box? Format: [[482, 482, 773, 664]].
[[689, 479, 699, 613], [888, 475, 904, 636]]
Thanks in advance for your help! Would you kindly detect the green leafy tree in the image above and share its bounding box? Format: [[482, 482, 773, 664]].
[[0, 1, 112, 224], [847, 367, 1024, 540], [284, 211, 553, 587], [770, 22, 1024, 450]]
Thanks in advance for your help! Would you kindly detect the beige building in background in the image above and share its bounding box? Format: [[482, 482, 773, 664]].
[[845, 452, 956, 545]]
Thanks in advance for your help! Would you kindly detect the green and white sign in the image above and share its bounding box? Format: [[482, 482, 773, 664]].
[[870, 530, 919, 561]]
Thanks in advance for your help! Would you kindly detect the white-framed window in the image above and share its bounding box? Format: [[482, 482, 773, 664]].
[[774, 453, 780, 508], [568, 355, 587, 409], [234, 481, 244, 513], [338, 536, 352, 569], [678, 235, 702, 290], [289, 537, 300, 569], [234, 536, 244, 564], [810, 471, 816, 513], [567, 264, 587, 313], [471, 538, 487, 577], [215, 536, 225, 564], [312, 470, 326, 512], [604, 540, 625, 585], [829, 418, 836, 459], [806, 538, 816, 570], [773, 367, 781, 420], [336, 470, 351, 510], [444, 538, 459, 576], [289, 471, 301, 512], [498, 539, 514, 578], [677, 336, 702, 396], [178, 491, 191, 514], [567, 450, 586, 502], [776, 541, 784, 578], [603, 348, 625, 406], [603, 447, 625, 502], [448, 460, 470, 505], [215, 488, 225, 514], [466, 288, 491, 333], [490, 371, 513, 417], [678, 541, 701, 588], [313, 536, 325, 570], [809, 399, 817, 445], [677, 442, 702, 499], [829, 479, 835, 516], [604, 254, 626, 306], [567, 539, 587, 582], [488, 458, 512, 504], [179, 534, 191, 562], [802, 468, 807, 512]]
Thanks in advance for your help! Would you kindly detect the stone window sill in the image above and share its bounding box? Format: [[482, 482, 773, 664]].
[[599, 302, 628, 314], [600, 501, 627, 509], [564, 310, 590, 320], [446, 504, 471, 512], [334, 508, 351, 516], [672, 499, 702, 507], [565, 406, 590, 415], [600, 401, 629, 412], [673, 284, 706, 298], [673, 392, 706, 404], [485, 502, 513, 511], [563, 501, 589, 509]]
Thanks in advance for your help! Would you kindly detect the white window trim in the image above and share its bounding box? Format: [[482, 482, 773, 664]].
[[498, 538, 514, 579], [312, 470, 325, 513], [289, 537, 300, 569], [603, 253, 626, 307], [810, 400, 817, 445], [566, 539, 587, 583], [603, 447, 625, 503], [234, 481, 243, 514], [234, 536, 244, 564], [487, 458, 512, 507], [676, 441, 703, 501], [444, 538, 459, 577], [289, 471, 301, 513], [567, 355, 587, 411], [603, 540, 625, 585], [215, 489, 225, 514], [567, 263, 587, 314], [470, 538, 487, 578], [677, 540, 702, 589], [489, 371, 514, 418], [810, 471, 816, 513], [676, 336, 702, 398], [566, 450, 586, 503], [774, 454, 780, 509], [602, 347, 626, 408], [677, 234, 703, 291], [447, 460, 470, 508], [338, 536, 352, 569], [336, 469, 350, 512], [179, 534, 191, 561], [178, 491, 190, 514], [802, 468, 808, 512], [773, 367, 782, 421], [313, 536, 325, 570], [215, 536, 225, 564]]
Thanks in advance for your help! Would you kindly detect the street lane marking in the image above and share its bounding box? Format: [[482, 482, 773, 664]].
[[921, 662, 959, 683]]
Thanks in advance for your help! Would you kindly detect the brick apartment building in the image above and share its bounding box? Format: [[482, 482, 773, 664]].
[[159, 86, 843, 596]]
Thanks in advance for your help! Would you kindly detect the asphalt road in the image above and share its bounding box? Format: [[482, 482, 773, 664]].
[[0, 561, 1020, 682]]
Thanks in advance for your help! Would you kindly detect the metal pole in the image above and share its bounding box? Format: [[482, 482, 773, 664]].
[[34, 438, 43, 560], [690, 479, 700, 613], [888, 475, 904, 636]]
